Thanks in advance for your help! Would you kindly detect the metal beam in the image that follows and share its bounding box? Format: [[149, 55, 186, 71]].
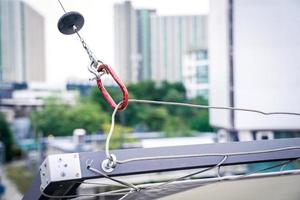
[[23, 138, 300, 200]]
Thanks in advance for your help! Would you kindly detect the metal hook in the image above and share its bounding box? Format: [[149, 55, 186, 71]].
[[88, 60, 106, 80], [96, 64, 129, 111]]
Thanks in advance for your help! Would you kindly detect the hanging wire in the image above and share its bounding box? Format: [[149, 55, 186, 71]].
[[142, 158, 299, 191], [57, 0, 101, 66], [57, 0, 67, 13], [149, 155, 228, 189], [87, 165, 140, 190], [105, 99, 300, 164], [128, 99, 300, 116], [115, 146, 300, 164]]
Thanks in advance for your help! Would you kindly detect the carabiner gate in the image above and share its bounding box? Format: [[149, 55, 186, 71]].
[[95, 63, 129, 111]]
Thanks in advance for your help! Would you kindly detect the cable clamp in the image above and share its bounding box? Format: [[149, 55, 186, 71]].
[[102, 154, 117, 173]]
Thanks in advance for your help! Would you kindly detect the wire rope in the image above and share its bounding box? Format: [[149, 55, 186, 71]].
[[105, 99, 300, 164]]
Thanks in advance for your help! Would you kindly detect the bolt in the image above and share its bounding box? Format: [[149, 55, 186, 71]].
[[60, 172, 66, 177], [75, 173, 80, 177], [44, 163, 47, 168], [64, 163, 68, 167], [58, 158, 62, 162], [42, 173, 45, 176]]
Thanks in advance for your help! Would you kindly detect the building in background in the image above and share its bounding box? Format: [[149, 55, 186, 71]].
[[151, 15, 207, 83], [114, 1, 156, 83], [114, 1, 138, 83], [209, 0, 300, 140], [136, 9, 156, 81], [114, 1, 208, 85], [0, 83, 79, 140], [0, 0, 46, 83], [182, 49, 209, 99]]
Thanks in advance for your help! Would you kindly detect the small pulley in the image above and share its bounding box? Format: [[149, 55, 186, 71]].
[[58, 11, 84, 35]]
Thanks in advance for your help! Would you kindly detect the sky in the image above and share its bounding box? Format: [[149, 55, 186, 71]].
[[24, 0, 209, 84]]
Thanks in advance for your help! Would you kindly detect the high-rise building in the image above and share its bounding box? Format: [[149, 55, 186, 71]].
[[114, 1, 138, 83], [136, 9, 156, 81], [114, 1, 155, 83], [150, 15, 207, 83], [114, 2, 207, 84], [182, 49, 209, 99], [209, 0, 300, 137], [0, 0, 46, 83]]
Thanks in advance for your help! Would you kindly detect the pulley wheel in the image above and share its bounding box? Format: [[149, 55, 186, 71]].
[[58, 11, 84, 35]]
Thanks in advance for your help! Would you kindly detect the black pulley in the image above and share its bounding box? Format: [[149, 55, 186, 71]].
[[58, 11, 84, 35]]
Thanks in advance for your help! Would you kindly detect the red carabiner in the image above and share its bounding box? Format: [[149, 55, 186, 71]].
[[96, 64, 129, 111]]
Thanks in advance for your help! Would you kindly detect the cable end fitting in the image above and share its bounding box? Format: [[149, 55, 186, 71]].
[[102, 154, 117, 173]]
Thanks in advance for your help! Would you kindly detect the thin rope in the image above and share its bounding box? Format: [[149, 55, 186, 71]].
[[76, 180, 126, 187], [57, 0, 67, 13], [87, 165, 139, 190], [116, 146, 300, 164], [57, 0, 100, 66], [105, 101, 123, 158], [149, 155, 228, 189], [105, 99, 300, 162], [129, 99, 300, 116], [144, 158, 298, 191]]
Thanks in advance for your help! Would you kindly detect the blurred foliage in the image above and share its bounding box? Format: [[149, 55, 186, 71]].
[[31, 81, 212, 138], [89, 80, 213, 137], [0, 112, 14, 162], [31, 98, 109, 136], [102, 123, 134, 149]]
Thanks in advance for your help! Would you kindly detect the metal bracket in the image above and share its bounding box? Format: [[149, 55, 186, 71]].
[[40, 153, 82, 190], [23, 138, 300, 200]]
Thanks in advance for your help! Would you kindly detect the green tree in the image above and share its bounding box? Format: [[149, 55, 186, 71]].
[[187, 96, 213, 132], [163, 116, 192, 137], [31, 98, 109, 136], [88, 81, 212, 136], [102, 123, 134, 149], [137, 106, 169, 131], [0, 112, 14, 161]]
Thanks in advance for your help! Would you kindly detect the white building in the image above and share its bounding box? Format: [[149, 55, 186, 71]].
[[209, 0, 300, 138], [114, 2, 208, 84], [151, 15, 207, 83], [0, 0, 46, 83], [114, 1, 139, 83], [183, 49, 209, 99], [114, 1, 156, 83]]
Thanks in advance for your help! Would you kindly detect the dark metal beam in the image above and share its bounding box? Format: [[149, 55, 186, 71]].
[[23, 138, 300, 200]]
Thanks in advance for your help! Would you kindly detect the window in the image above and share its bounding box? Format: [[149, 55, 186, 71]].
[[196, 64, 208, 83]]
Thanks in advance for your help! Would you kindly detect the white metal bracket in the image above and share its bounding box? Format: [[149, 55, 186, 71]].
[[40, 153, 82, 190]]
